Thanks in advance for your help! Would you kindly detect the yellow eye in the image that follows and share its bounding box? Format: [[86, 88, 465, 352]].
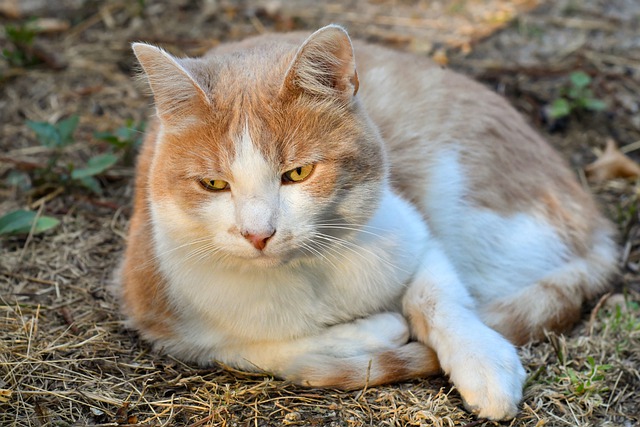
[[282, 164, 315, 183], [199, 178, 229, 191]]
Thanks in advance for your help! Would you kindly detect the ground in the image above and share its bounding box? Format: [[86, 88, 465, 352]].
[[1, 0, 639, 426]]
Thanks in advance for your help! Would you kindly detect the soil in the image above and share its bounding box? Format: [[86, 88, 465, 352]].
[[1, 1, 639, 426]]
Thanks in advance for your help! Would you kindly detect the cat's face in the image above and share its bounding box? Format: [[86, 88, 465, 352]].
[[136, 27, 387, 268]]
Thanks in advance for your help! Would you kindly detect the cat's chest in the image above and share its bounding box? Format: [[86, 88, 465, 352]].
[[166, 256, 410, 342]]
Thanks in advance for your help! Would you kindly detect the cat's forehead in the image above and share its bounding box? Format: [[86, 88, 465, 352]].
[[196, 44, 295, 99], [166, 101, 327, 177]]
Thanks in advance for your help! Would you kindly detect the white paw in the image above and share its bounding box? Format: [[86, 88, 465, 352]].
[[446, 327, 526, 420], [320, 312, 410, 357]]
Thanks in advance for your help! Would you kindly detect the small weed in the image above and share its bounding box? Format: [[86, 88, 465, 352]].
[[2, 22, 39, 67], [23, 115, 118, 194], [94, 119, 145, 165], [562, 356, 613, 396], [603, 296, 640, 335], [2, 117, 137, 237], [548, 71, 607, 120]]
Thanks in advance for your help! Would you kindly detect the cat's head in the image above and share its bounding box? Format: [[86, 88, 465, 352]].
[[133, 25, 387, 268]]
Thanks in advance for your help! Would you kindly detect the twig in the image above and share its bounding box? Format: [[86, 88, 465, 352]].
[[30, 187, 64, 210], [2, 272, 58, 287], [589, 292, 612, 336], [0, 155, 43, 171], [620, 140, 640, 154], [14, 203, 46, 272]]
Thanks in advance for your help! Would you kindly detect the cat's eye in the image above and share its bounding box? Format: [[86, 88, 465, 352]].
[[282, 164, 315, 184], [199, 178, 229, 191]]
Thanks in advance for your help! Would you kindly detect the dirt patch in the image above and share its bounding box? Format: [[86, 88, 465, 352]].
[[1, 0, 639, 426]]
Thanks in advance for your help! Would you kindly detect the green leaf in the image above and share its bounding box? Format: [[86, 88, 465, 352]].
[[26, 120, 61, 147], [93, 131, 121, 146], [78, 176, 103, 195], [32, 216, 61, 234], [71, 153, 118, 180], [583, 98, 607, 112], [570, 71, 591, 89], [0, 209, 60, 236], [548, 98, 572, 119], [56, 115, 79, 146], [95, 120, 146, 149], [567, 86, 583, 100]]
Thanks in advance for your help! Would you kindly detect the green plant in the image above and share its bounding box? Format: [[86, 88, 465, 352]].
[[1, 117, 141, 238], [604, 297, 640, 335], [563, 356, 612, 396], [0, 209, 59, 237], [548, 71, 608, 119], [25, 115, 118, 194], [94, 119, 145, 165], [2, 22, 39, 67]]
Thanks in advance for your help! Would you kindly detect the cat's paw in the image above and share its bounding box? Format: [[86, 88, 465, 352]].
[[446, 328, 526, 420], [320, 312, 410, 357]]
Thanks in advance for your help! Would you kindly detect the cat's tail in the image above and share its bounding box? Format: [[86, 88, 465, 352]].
[[479, 224, 618, 345], [287, 342, 440, 390]]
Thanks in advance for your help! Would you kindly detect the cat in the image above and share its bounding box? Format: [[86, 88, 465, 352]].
[[118, 25, 618, 420]]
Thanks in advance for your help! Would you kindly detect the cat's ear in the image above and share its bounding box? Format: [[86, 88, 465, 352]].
[[132, 43, 210, 129], [282, 25, 359, 101]]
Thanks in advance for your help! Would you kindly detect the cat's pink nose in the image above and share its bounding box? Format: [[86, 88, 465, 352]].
[[242, 230, 275, 251]]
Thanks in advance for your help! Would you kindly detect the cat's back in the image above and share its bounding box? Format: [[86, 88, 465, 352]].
[[352, 42, 605, 244]]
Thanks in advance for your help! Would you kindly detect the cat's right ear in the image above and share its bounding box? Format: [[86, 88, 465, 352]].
[[132, 43, 210, 130]]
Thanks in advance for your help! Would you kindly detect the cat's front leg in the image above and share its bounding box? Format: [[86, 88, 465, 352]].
[[218, 312, 439, 390], [403, 241, 526, 420]]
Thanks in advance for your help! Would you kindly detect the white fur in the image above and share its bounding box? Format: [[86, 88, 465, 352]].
[[229, 125, 279, 244], [421, 150, 570, 303], [403, 239, 526, 419]]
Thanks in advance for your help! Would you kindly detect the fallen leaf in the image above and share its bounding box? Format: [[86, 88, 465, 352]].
[[584, 138, 640, 183]]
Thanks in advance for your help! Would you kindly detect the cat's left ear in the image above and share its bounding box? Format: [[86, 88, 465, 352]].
[[282, 25, 359, 101]]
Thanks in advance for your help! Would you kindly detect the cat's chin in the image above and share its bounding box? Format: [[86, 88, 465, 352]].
[[231, 253, 289, 269]]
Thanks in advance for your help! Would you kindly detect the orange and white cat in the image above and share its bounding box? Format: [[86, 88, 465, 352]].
[[118, 25, 617, 420]]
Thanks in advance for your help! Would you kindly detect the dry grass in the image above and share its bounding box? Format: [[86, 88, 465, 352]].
[[1, 0, 639, 426]]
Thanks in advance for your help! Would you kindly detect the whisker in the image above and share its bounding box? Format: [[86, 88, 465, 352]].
[[316, 224, 387, 239], [307, 237, 354, 267], [134, 236, 219, 272], [315, 223, 415, 259], [312, 232, 410, 275], [299, 240, 342, 272]]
